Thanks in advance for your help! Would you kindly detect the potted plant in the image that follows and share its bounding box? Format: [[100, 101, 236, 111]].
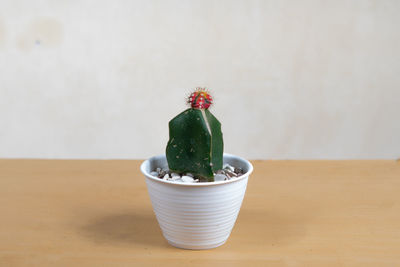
[[140, 88, 253, 249]]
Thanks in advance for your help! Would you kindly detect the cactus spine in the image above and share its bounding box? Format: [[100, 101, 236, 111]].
[[166, 89, 223, 182]]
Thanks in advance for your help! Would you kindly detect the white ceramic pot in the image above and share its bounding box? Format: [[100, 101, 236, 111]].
[[140, 153, 253, 250]]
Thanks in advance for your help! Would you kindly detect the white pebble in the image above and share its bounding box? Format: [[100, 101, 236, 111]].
[[223, 164, 235, 172], [163, 174, 169, 180], [214, 174, 227, 181], [171, 172, 180, 177], [181, 176, 195, 182], [156, 168, 161, 173], [150, 171, 158, 177], [171, 176, 182, 181], [186, 173, 194, 177]]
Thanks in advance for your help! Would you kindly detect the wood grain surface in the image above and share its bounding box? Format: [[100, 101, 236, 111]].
[[0, 159, 399, 266]]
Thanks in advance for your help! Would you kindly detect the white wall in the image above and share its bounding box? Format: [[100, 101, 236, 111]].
[[0, 0, 399, 159]]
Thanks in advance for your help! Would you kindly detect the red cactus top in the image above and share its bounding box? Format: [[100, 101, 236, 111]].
[[188, 88, 213, 109]]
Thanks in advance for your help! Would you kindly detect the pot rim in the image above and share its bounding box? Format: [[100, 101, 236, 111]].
[[141, 153, 253, 187]]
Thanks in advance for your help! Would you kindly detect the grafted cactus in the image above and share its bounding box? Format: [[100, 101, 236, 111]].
[[166, 89, 223, 181]]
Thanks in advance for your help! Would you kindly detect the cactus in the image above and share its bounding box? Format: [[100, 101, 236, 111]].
[[166, 89, 223, 182]]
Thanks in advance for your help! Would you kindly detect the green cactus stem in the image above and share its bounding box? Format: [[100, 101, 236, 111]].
[[166, 89, 223, 181]]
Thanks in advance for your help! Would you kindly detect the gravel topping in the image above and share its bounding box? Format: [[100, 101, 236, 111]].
[[151, 164, 244, 183]]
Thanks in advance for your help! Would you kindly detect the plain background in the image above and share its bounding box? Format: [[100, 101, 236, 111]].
[[0, 0, 399, 159]]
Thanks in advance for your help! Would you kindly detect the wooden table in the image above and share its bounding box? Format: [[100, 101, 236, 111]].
[[1, 159, 399, 266]]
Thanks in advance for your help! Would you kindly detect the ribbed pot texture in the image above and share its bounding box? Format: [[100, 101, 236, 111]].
[[141, 153, 253, 250]]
